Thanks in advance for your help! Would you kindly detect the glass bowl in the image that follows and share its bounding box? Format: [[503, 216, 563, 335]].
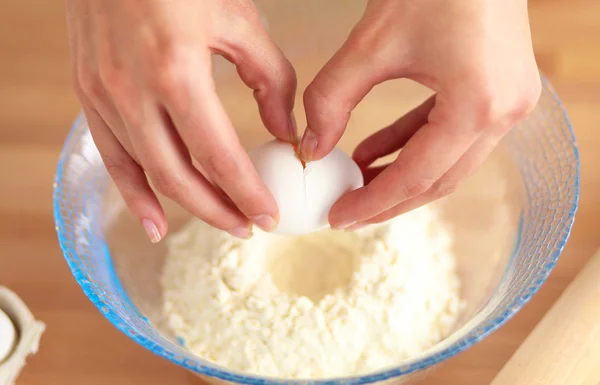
[[53, 1, 579, 384]]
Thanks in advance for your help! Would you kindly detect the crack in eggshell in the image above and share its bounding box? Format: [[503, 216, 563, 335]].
[[249, 139, 363, 235], [293, 143, 307, 169]]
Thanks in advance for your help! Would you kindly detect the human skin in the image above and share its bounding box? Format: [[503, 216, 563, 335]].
[[66, 0, 540, 241], [299, 0, 541, 231], [66, 0, 296, 241]]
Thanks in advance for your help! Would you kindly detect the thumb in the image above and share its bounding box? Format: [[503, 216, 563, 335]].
[[299, 32, 401, 162]]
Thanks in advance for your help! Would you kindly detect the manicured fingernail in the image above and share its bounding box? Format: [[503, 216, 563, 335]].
[[346, 222, 367, 232], [299, 127, 318, 161], [251, 214, 278, 232], [142, 218, 162, 243], [288, 112, 298, 142], [227, 226, 254, 239], [331, 221, 357, 230]]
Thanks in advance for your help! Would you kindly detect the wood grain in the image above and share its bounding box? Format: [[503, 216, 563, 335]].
[[0, 1, 599, 384], [491, 248, 600, 385]]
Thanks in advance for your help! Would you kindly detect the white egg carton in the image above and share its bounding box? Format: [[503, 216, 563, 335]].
[[0, 287, 45, 385]]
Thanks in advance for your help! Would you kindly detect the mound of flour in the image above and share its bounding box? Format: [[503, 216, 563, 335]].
[[161, 205, 464, 378]]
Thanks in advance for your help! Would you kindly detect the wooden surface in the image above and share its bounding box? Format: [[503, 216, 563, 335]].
[[491, 248, 600, 385], [0, 1, 599, 384]]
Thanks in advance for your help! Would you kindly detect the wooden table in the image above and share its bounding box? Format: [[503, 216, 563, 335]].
[[1, 1, 599, 384]]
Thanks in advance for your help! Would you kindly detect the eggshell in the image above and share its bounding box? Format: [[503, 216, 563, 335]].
[[249, 140, 363, 235], [0, 308, 16, 363]]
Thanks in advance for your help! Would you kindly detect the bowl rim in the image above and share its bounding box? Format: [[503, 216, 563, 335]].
[[53, 74, 580, 384]]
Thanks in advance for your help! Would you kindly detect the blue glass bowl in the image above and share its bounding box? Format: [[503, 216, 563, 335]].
[[53, 74, 578, 384], [51, 3, 578, 381]]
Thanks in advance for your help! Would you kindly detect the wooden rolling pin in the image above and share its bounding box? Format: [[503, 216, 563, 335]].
[[491, 248, 600, 385]]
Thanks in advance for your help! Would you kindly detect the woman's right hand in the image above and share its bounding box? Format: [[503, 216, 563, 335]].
[[299, 0, 540, 230], [66, 0, 297, 242]]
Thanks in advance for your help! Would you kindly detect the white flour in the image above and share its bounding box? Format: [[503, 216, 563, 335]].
[[161, 205, 464, 378]]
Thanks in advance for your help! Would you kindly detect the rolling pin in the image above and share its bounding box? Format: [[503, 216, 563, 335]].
[[491, 248, 600, 385]]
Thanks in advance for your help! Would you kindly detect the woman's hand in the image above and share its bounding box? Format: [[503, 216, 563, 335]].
[[299, 0, 541, 230], [66, 0, 297, 241]]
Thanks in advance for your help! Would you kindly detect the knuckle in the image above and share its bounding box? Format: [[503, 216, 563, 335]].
[[345, 21, 408, 76], [248, 59, 297, 105], [463, 71, 502, 129], [197, 207, 236, 231], [119, 191, 139, 209], [200, 217, 227, 231], [77, 68, 104, 103], [400, 178, 435, 198], [237, 191, 270, 218], [202, 150, 242, 183], [118, 182, 147, 210], [101, 154, 137, 190], [471, 87, 496, 130], [103, 160, 153, 213], [430, 181, 458, 199], [154, 59, 185, 92], [102, 154, 128, 176], [149, 46, 200, 105], [348, 20, 388, 58], [303, 82, 324, 108], [149, 168, 186, 198], [511, 79, 542, 121], [303, 81, 342, 118], [264, 58, 297, 96], [303, 79, 324, 101], [468, 72, 543, 130], [97, 66, 141, 125], [280, 62, 298, 92], [109, 90, 142, 129], [97, 63, 126, 98], [221, 0, 258, 17]]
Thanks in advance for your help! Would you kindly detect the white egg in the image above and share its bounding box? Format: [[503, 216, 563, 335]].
[[0, 308, 16, 363], [249, 139, 364, 235]]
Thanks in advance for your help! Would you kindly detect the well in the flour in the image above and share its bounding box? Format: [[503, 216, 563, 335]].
[[267, 231, 357, 302], [161, 205, 465, 379]]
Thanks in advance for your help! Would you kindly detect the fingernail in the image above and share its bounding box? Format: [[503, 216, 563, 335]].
[[331, 221, 357, 230], [346, 222, 367, 232], [227, 226, 254, 239], [288, 112, 298, 142], [142, 218, 162, 243], [251, 214, 278, 232], [299, 127, 318, 161]]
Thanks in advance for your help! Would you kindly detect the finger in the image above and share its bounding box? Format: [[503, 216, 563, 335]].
[[93, 98, 138, 162], [210, 4, 298, 142], [362, 165, 388, 185], [155, 54, 280, 232], [123, 100, 254, 238], [82, 104, 166, 243], [329, 98, 487, 228], [299, 26, 402, 162], [350, 129, 504, 228], [352, 96, 435, 167], [73, 62, 138, 162]]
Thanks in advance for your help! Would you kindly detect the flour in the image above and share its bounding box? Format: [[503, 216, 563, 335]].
[[161, 205, 464, 378]]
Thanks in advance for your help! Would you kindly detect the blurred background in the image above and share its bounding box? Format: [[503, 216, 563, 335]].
[[0, 0, 599, 384]]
